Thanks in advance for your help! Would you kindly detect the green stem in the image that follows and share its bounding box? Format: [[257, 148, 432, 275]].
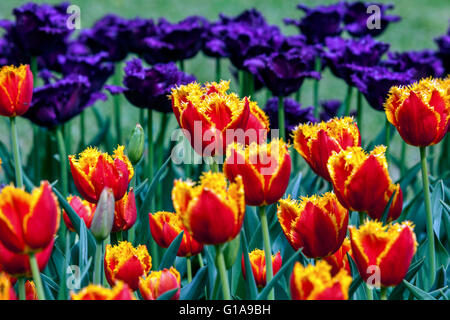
[[258, 205, 274, 300], [356, 91, 362, 126], [343, 86, 353, 116], [278, 96, 285, 141], [186, 257, 192, 283], [295, 87, 301, 103], [313, 57, 321, 118], [366, 284, 373, 300], [55, 126, 68, 195], [380, 287, 388, 300], [198, 253, 204, 268], [215, 58, 221, 82], [10, 117, 23, 188], [147, 109, 154, 185], [156, 113, 169, 209], [94, 240, 103, 285], [247, 72, 254, 97], [29, 253, 45, 300], [239, 70, 245, 97], [215, 244, 231, 300], [80, 111, 86, 148], [179, 60, 185, 72], [114, 66, 122, 144], [385, 118, 391, 161], [400, 142, 407, 175], [211, 158, 219, 173], [18, 277, 26, 300], [420, 146, 435, 287]]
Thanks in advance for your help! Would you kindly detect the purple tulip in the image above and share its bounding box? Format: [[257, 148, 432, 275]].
[[383, 50, 444, 80], [343, 2, 401, 38], [435, 23, 450, 75], [24, 74, 107, 128], [107, 58, 195, 113], [320, 100, 342, 122]]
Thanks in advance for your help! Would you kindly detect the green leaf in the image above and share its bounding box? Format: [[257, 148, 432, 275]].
[[285, 172, 302, 199], [381, 189, 396, 225], [180, 266, 208, 300], [204, 246, 216, 299], [257, 249, 302, 300], [240, 230, 258, 299], [403, 280, 436, 300], [431, 180, 445, 239], [159, 231, 184, 270], [396, 162, 421, 192], [156, 287, 179, 300], [347, 253, 363, 298], [224, 234, 240, 270], [134, 178, 148, 197]]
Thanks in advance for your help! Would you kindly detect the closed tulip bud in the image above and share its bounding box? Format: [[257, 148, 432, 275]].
[[224, 139, 291, 206], [0, 64, 33, 117], [172, 171, 245, 245], [25, 280, 37, 300], [323, 238, 352, 276], [69, 146, 134, 203], [0, 181, 59, 254], [63, 196, 96, 232], [149, 211, 203, 257], [0, 272, 16, 300], [127, 124, 145, 165], [139, 267, 181, 300], [112, 189, 137, 232], [90, 187, 115, 241], [277, 193, 349, 258], [292, 117, 361, 181], [104, 241, 152, 291], [241, 249, 282, 287], [349, 220, 417, 287], [385, 77, 449, 147], [290, 261, 352, 300], [71, 281, 136, 300], [0, 239, 54, 277], [327, 146, 403, 221]]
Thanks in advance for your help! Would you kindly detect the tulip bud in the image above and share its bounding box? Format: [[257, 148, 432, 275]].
[[90, 187, 115, 241], [127, 124, 145, 165]]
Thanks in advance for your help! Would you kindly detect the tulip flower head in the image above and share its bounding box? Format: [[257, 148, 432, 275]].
[[71, 281, 135, 300], [327, 146, 403, 221], [293, 117, 361, 181], [0, 272, 16, 300], [25, 280, 37, 300], [63, 195, 96, 232], [349, 220, 417, 287], [290, 260, 352, 300], [139, 267, 181, 300], [0, 64, 33, 117], [277, 193, 349, 258], [127, 124, 145, 165], [172, 171, 245, 245], [384, 77, 450, 147], [90, 187, 115, 241], [112, 189, 137, 233], [149, 211, 203, 257], [0, 181, 59, 254], [241, 249, 282, 287], [224, 139, 291, 206], [323, 237, 352, 276], [104, 241, 152, 291], [69, 146, 134, 203]]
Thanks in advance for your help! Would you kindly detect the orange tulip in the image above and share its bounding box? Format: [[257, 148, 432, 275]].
[[385, 77, 449, 147], [292, 117, 361, 181], [0, 181, 59, 254], [104, 241, 152, 291], [112, 189, 137, 232], [0, 272, 16, 300], [323, 238, 352, 276], [0, 64, 33, 117], [139, 267, 181, 300], [71, 281, 135, 300], [349, 220, 417, 287], [172, 172, 245, 245], [224, 139, 291, 206], [327, 146, 403, 221], [241, 249, 282, 287], [63, 195, 96, 232], [149, 211, 203, 257], [171, 80, 269, 155], [290, 260, 352, 300], [277, 193, 349, 258], [69, 146, 134, 203]]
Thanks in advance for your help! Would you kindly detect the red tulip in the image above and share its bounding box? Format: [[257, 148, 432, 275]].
[[323, 238, 352, 276], [71, 281, 136, 300], [241, 249, 282, 287], [63, 195, 96, 232], [112, 189, 137, 232], [0, 64, 33, 117], [139, 267, 181, 300]]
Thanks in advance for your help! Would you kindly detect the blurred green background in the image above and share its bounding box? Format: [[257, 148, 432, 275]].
[[0, 0, 449, 180]]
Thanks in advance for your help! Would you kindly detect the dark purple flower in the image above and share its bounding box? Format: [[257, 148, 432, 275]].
[[320, 99, 342, 122], [264, 97, 317, 139], [127, 17, 158, 55], [0, 2, 72, 57], [383, 50, 444, 81], [57, 52, 115, 91], [284, 3, 345, 44], [141, 16, 207, 65], [351, 66, 413, 111], [108, 59, 195, 113], [323, 35, 389, 85], [79, 14, 131, 62], [24, 74, 106, 128], [343, 2, 401, 38], [245, 50, 320, 97], [435, 24, 450, 75]]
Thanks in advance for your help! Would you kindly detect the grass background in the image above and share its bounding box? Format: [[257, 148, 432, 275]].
[[0, 0, 449, 180]]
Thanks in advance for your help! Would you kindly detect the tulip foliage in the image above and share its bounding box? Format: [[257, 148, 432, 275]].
[[0, 1, 449, 303]]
